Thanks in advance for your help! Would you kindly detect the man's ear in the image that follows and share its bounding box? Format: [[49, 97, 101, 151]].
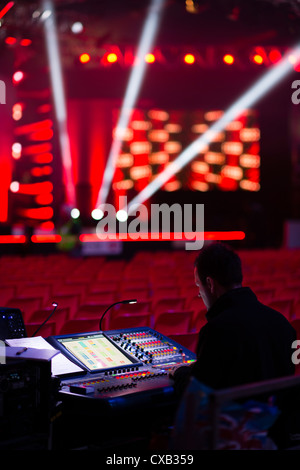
[[206, 276, 214, 293]]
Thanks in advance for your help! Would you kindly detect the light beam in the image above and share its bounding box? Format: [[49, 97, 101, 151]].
[[42, 0, 76, 207], [95, 0, 165, 208]]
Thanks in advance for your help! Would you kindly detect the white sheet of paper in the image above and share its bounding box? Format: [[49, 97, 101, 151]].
[[5, 336, 84, 376]]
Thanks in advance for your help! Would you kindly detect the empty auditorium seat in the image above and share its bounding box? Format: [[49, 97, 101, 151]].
[[153, 297, 186, 319], [88, 280, 119, 296], [120, 287, 150, 301], [5, 297, 43, 323], [29, 307, 69, 335], [18, 284, 52, 305], [111, 299, 151, 316], [254, 287, 276, 304], [84, 292, 117, 303], [59, 319, 100, 335], [291, 319, 300, 339], [152, 286, 178, 301], [154, 310, 193, 336], [54, 283, 88, 303], [0, 286, 16, 306], [191, 316, 207, 333], [109, 313, 152, 330], [277, 286, 300, 302], [74, 302, 112, 330], [293, 300, 300, 319]]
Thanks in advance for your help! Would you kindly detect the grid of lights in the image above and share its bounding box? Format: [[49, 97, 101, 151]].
[[111, 107, 260, 199]]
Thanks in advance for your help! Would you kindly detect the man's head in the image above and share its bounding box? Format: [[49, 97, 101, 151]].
[[194, 242, 243, 310]]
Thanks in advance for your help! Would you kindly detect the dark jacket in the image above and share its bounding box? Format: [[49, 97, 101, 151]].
[[174, 287, 296, 392]]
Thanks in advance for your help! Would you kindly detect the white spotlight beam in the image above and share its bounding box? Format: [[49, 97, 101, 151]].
[[127, 46, 300, 215], [42, 0, 76, 207], [95, 0, 165, 207]]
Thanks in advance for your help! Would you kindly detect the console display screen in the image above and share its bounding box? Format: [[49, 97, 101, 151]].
[[57, 333, 136, 372]]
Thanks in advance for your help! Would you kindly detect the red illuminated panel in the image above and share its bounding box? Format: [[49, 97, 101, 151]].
[[29, 129, 53, 141], [20, 39, 32, 46], [21, 143, 52, 155], [37, 104, 52, 114], [5, 36, 17, 45], [218, 177, 239, 191], [17, 182, 53, 195], [32, 153, 53, 164], [39, 221, 54, 231], [18, 207, 53, 220], [14, 119, 53, 135], [31, 234, 61, 243], [35, 193, 53, 205], [79, 231, 245, 242], [0, 235, 26, 244], [31, 166, 53, 177]]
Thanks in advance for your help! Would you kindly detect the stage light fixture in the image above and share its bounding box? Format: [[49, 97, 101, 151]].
[[71, 208, 80, 219], [12, 103, 23, 120], [91, 208, 104, 220], [127, 45, 300, 213], [107, 52, 118, 63], [41, 9, 52, 20], [10, 181, 19, 193], [95, 0, 165, 209], [223, 54, 234, 65], [184, 53, 195, 64], [32, 10, 41, 19], [145, 53, 155, 63], [253, 54, 264, 65], [185, 0, 199, 14], [79, 53, 90, 63], [116, 209, 128, 222], [12, 142, 22, 159], [71, 21, 83, 34]]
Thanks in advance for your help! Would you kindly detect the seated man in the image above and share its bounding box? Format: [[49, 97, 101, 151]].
[[171, 242, 296, 394]]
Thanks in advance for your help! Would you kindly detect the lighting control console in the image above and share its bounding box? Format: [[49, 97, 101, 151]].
[[48, 327, 196, 401]]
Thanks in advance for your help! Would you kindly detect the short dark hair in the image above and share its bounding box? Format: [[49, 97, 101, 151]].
[[194, 242, 243, 289]]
